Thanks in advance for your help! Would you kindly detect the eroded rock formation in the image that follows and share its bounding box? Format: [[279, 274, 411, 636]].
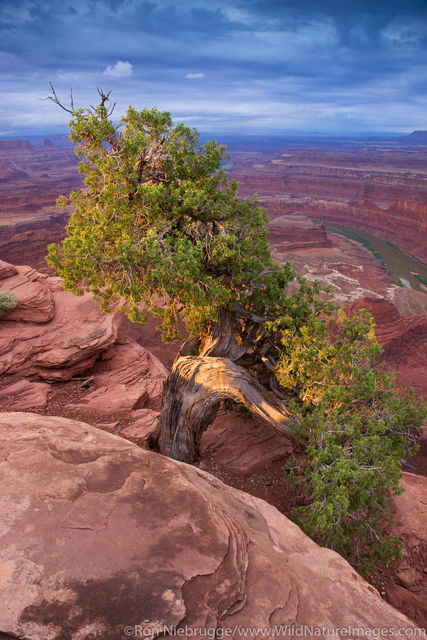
[[0, 412, 418, 639], [0, 265, 119, 381], [69, 339, 167, 415], [347, 297, 427, 398], [0, 261, 168, 438], [200, 408, 294, 475], [0, 263, 55, 323], [0, 139, 81, 227], [268, 215, 329, 251]]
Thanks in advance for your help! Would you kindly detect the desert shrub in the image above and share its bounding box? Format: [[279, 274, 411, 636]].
[[0, 290, 18, 317]]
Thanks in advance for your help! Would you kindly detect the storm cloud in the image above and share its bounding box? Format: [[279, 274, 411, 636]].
[[1, 0, 426, 135]]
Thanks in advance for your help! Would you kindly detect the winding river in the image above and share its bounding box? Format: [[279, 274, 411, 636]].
[[325, 224, 427, 294]]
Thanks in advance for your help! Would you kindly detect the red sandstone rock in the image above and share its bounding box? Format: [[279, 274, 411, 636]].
[[0, 140, 81, 232], [120, 408, 160, 441], [392, 472, 426, 550], [347, 297, 427, 398], [0, 379, 50, 410], [388, 473, 427, 626], [0, 270, 119, 381], [395, 568, 423, 589], [386, 585, 427, 629], [392, 288, 427, 318], [0, 264, 55, 323], [268, 215, 329, 251], [0, 227, 67, 273], [68, 339, 167, 415], [231, 148, 427, 265], [200, 408, 293, 475], [0, 260, 17, 280], [273, 233, 400, 305], [0, 140, 35, 154], [0, 412, 418, 639]]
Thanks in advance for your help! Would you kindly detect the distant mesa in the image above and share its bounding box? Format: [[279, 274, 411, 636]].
[[0, 138, 58, 155], [0, 139, 36, 154], [400, 130, 427, 144]]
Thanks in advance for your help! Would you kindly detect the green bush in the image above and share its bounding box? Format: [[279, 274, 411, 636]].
[[277, 309, 426, 575], [0, 290, 18, 317], [414, 273, 427, 287]]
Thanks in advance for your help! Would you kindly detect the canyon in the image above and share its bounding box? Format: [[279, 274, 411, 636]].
[[0, 139, 81, 271], [0, 135, 426, 635], [231, 146, 427, 266]]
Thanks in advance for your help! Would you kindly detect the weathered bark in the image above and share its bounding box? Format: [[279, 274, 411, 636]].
[[149, 305, 297, 463], [198, 308, 247, 360], [155, 355, 296, 463]]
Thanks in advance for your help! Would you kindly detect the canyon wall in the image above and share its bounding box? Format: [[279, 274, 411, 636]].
[[231, 148, 427, 265], [0, 139, 82, 270], [0, 139, 81, 230]]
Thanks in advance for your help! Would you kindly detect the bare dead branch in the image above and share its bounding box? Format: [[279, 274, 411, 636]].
[[96, 87, 116, 116], [43, 83, 115, 120], [42, 82, 77, 116]]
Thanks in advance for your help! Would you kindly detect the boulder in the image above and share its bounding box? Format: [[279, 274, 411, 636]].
[[0, 264, 55, 323], [120, 408, 160, 441], [201, 408, 293, 475], [68, 339, 167, 415], [0, 273, 119, 381], [0, 260, 17, 280], [392, 473, 427, 548], [0, 412, 417, 640]]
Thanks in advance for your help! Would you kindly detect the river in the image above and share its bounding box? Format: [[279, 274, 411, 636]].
[[325, 224, 427, 294]]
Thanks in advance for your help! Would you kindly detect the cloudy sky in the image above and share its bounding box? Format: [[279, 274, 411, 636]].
[[1, 0, 426, 136]]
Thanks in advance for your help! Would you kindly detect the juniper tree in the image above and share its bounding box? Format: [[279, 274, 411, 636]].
[[47, 87, 425, 572]]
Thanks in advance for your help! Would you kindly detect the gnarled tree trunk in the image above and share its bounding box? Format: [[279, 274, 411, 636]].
[[152, 355, 296, 463], [149, 306, 298, 463]]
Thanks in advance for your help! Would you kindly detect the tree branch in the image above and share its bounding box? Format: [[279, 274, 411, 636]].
[[232, 303, 274, 324]]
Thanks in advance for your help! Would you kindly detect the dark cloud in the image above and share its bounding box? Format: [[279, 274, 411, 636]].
[[0, 0, 426, 134]]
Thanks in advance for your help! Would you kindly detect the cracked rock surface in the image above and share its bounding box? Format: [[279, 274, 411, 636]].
[[0, 412, 418, 640]]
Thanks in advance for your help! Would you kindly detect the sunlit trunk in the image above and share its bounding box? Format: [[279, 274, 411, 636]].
[[152, 355, 296, 463]]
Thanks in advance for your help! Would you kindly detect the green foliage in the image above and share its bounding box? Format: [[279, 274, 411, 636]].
[[0, 289, 18, 316], [277, 309, 426, 574], [48, 100, 284, 340], [48, 91, 426, 574]]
